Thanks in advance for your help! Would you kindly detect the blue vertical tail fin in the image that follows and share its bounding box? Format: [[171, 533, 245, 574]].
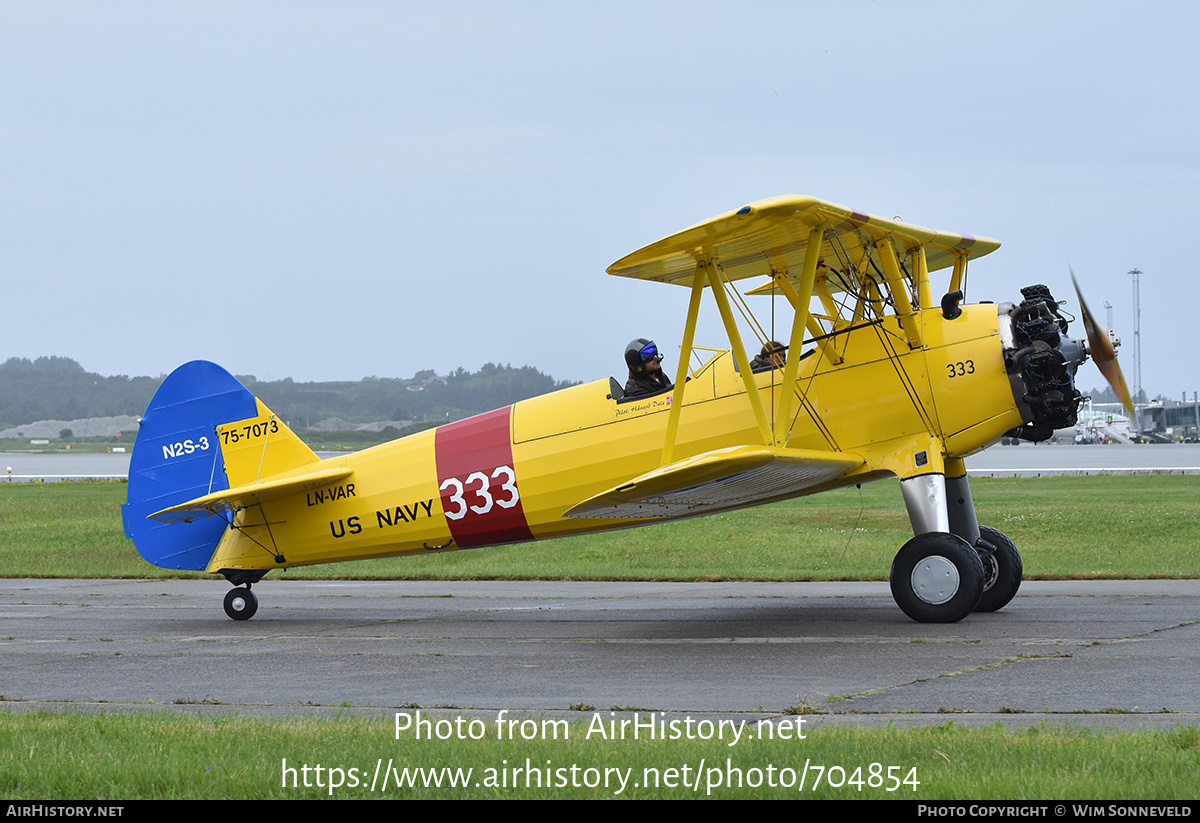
[[122, 361, 313, 571]]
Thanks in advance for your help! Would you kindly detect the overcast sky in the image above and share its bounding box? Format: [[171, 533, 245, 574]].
[[3, 1, 1196, 400]]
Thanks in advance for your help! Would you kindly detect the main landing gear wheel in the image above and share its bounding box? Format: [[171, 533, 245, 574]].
[[223, 586, 258, 621], [973, 526, 1022, 613], [890, 533, 985, 623]]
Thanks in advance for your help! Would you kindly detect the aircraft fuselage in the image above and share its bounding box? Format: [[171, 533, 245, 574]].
[[205, 303, 1024, 574]]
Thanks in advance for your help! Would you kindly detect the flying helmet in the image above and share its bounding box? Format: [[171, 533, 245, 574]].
[[624, 338, 662, 374]]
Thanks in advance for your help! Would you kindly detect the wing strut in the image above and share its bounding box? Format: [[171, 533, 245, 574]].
[[661, 225, 822, 461], [706, 258, 773, 446], [772, 225, 824, 446], [915, 246, 932, 312], [768, 272, 833, 365], [661, 263, 707, 465], [875, 236, 923, 349]]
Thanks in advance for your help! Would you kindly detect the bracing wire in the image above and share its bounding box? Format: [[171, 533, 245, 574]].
[[839, 484, 867, 562]]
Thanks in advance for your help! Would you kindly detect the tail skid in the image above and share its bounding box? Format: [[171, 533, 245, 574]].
[[122, 361, 319, 571]]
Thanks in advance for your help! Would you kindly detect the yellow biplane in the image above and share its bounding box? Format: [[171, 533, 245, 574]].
[[123, 195, 1131, 623]]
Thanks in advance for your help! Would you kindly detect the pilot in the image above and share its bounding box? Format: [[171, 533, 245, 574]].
[[750, 340, 787, 371], [623, 338, 673, 397]]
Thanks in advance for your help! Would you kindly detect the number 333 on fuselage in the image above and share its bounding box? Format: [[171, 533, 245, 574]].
[[123, 195, 1131, 623]]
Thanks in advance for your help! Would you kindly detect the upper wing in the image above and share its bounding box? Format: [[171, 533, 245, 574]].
[[563, 445, 863, 520], [607, 195, 999, 289]]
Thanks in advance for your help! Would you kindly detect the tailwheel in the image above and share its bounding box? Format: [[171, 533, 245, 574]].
[[223, 586, 258, 621], [973, 526, 1023, 612], [890, 533, 985, 623]]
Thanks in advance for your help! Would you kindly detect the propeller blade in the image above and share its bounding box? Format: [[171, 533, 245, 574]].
[[1070, 268, 1135, 416]]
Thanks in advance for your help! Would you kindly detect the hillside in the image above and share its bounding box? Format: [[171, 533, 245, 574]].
[[0, 357, 576, 433]]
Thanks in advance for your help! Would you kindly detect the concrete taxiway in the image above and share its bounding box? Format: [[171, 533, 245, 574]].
[[2, 578, 1197, 728]]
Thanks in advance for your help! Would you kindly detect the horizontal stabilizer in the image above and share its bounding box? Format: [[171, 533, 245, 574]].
[[564, 446, 862, 520], [149, 467, 354, 524]]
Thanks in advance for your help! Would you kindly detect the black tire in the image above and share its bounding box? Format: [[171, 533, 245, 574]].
[[223, 587, 258, 621], [890, 533, 985, 623], [973, 526, 1022, 612]]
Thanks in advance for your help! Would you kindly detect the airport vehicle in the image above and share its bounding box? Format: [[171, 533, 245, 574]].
[[122, 195, 1132, 622]]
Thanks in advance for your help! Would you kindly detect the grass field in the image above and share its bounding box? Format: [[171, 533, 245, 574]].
[[1, 475, 1197, 580], [2, 711, 1198, 799], [0, 435, 137, 454]]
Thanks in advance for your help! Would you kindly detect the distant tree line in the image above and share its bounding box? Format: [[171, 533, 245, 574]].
[[0, 357, 162, 429], [0, 357, 575, 431], [1085, 385, 1166, 405], [239, 363, 576, 428]]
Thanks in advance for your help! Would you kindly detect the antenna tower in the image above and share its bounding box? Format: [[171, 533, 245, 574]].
[[1128, 268, 1142, 401]]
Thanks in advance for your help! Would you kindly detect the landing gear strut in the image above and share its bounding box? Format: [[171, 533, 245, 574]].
[[223, 585, 258, 621]]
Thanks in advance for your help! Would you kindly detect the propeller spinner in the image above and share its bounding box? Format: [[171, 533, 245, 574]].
[[1070, 268, 1135, 416]]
